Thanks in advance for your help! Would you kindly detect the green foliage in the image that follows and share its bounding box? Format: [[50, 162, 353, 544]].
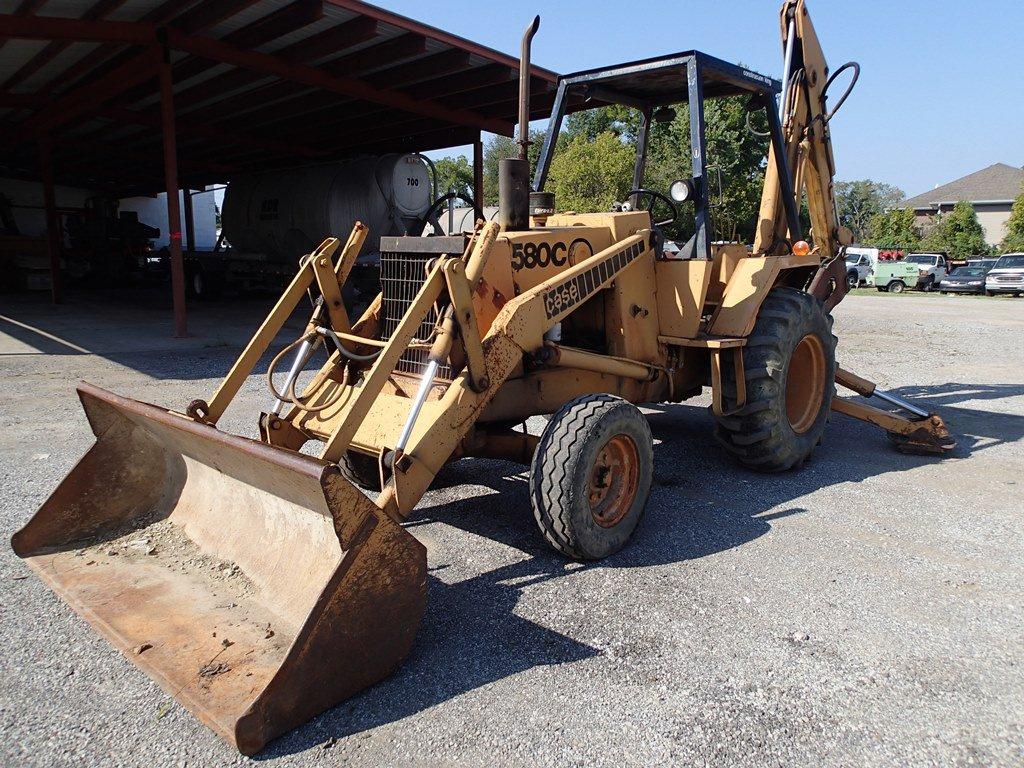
[[865, 208, 921, 251], [835, 180, 905, 242], [546, 132, 635, 214], [432, 155, 474, 199], [547, 98, 770, 242], [920, 201, 990, 260], [563, 104, 641, 144], [1000, 183, 1024, 253]]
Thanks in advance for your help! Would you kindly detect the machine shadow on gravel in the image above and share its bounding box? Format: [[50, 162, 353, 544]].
[[258, 380, 1023, 756]]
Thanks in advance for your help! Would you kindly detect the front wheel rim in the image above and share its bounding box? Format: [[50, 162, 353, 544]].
[[588, 434, 640, 528], [785, 333, 827, 434]]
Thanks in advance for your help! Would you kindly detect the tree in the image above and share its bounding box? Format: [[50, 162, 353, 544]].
[[481, 130, 545, 205], [865, 208, 921, 251], [432, 155, 474, 199], [562, 104, 640, 144], [546, 131, 635, 214], [920, 201, 989, 260], [481, 87, 771, 242], [835, 180, 905, 242], [1000, 183, 1024, 253]]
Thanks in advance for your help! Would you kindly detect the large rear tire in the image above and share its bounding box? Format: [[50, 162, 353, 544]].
[[530, 394, 653, 560], [714, 288, 836, 472]]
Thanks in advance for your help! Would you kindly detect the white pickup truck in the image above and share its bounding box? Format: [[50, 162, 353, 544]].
[[844, 248, 876, 287], [902, 253, 949, 291], [985, 253, 1024, 296]]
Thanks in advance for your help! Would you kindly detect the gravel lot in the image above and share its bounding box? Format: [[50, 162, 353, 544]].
[[1, 290, 1021, 767]]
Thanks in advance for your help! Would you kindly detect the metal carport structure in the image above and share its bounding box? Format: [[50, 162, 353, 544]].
[[0, 0, 558, 335]]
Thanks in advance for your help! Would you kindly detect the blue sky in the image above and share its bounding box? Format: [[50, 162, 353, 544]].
[[385, 0, 1024, 199]]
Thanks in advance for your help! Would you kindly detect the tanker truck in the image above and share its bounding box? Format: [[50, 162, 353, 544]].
[[165, 154, 443, 306]]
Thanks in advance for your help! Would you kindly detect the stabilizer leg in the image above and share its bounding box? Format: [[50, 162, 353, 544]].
[[831, 367, 955, 455]]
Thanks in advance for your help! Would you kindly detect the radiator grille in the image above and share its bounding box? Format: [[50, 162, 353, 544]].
[[378, 236, 467, 379]]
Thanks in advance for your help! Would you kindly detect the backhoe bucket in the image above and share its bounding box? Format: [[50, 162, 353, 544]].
[[11, 382, 427, 755]]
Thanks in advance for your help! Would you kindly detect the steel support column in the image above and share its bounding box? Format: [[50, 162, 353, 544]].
[[183, 188, 195, 252], [687, 56, 711, 261], [472, 133, 484, 222], [38, 138, 61, 304], [158, 45, 187, 337]]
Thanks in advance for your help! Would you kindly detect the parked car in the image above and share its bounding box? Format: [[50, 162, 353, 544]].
[[874, 261, 920, 293], [985, 253, 1024, 296], [939, 265, 989, 294], [902, 253, 949, 291]]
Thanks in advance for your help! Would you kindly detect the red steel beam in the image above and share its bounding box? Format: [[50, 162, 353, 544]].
[[181, 31, 426, 125], [0, 14, 155, 44], [34, 0, 205, 96], [0, 0, 47, 52], [218, 62, 515, 140], [113, 0, 325, 110], [38, 138, 62, 304], [9, 49, 158, 144], [0, 90, 326, 160], [324, 0, 558, 84], [364, 49, 470, 90], [167, 15, 380, 115], [158, 48, 187, 338], [164, 27, 513, 135], [1, 0, 131, 92], [172, 0, 267, 36]]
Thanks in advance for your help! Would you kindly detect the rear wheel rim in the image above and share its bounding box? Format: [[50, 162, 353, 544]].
[[588, 434, 639, 528], [786, 333, 826, 434]]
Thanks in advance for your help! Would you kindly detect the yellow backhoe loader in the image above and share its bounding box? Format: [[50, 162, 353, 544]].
[[13, 1, 953, 755]]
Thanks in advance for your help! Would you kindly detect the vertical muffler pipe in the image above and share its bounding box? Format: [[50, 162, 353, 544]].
[[499, 16, 540, 233]]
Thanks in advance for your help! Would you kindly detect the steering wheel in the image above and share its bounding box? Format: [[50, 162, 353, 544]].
[[412, 192, 477, 236], [626, 189, 678, 228]]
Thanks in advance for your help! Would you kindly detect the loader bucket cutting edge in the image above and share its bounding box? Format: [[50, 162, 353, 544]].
[[11, 382, 427, 755]]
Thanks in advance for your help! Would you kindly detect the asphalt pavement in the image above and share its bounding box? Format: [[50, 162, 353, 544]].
[[1, 289, 1021, 767]]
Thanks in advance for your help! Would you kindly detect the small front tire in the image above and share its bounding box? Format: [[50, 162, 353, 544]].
[[530, 394, 653, 560]]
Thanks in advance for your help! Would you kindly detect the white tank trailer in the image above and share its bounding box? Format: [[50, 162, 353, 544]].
[[195, 154, 433, 302]]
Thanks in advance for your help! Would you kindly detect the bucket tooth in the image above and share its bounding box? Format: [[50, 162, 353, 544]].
[[12, 383, 427, 755]]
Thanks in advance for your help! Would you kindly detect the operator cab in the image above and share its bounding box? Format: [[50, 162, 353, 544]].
[[532, 52, 798, 261]]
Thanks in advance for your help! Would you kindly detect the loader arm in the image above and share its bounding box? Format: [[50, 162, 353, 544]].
[[379, 231, 655, 519], [754, 1, 854, 276]]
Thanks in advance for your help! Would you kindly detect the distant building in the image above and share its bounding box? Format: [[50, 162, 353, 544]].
[[902, 163, 1024, 247]]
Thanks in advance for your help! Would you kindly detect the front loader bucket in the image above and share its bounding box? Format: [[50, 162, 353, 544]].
[[11, 382, 426, 755]]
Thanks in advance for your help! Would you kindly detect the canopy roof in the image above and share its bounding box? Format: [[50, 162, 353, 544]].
[[559, 51, 779, 112], [0, 0, 558, 194]]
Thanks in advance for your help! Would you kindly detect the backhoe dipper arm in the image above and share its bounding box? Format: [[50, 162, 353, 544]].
[[755, 0, 854, 266]]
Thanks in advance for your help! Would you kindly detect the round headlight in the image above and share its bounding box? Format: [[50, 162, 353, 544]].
[[669, 179, 695, 203]]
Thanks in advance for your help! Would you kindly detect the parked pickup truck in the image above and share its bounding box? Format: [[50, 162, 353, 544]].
[[901, 253, 949, 291], [844, 247, 876, 287], [874, 261, 921, 293], [985, 253, 1024, 296]]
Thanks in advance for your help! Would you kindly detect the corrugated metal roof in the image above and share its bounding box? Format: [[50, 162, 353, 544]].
[[0, 0, 558, 194]]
